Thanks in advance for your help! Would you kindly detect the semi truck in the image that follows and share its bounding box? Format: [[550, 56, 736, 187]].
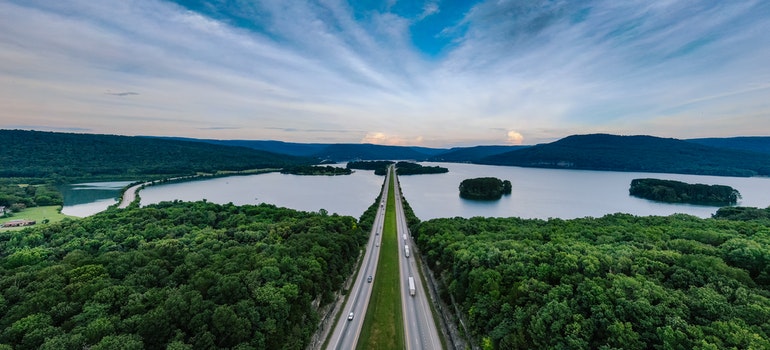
[[408, 276, 416, 296], [404, 244, 410, 258]]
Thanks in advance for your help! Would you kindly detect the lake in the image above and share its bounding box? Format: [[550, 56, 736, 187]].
[[63, 164, 770, 220], [60, 181, 134, 217]]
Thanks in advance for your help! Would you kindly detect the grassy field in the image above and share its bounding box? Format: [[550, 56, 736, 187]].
[[0, 205, 74, 231], [357, 170, 405, 350]]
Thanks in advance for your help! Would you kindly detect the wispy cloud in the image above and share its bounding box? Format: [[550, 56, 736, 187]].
[[1, 0, 768, 146]]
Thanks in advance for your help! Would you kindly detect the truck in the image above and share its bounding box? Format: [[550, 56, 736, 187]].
[[404, 244, 410, 258], [408, 277, 416, 296]]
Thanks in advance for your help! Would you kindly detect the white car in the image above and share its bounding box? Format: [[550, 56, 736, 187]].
[[348, 312, 354, 320]]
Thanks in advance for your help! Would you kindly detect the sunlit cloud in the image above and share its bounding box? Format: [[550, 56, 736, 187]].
[[506, 130, 524, 145], [361, 132, 423, 146]]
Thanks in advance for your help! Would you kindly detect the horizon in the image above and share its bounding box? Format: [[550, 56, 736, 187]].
[[4, 128, 768, 149], [2, 1, 769, 148]]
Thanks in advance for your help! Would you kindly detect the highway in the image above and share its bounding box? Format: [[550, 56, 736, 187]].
[[393, 173, 442, 350], [326, 170, 390, 349]]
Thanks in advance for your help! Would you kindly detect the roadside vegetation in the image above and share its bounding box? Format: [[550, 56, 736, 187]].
[[0, 201, 367, 349], [357, 169, 405, 349], [414, 213, 770, 349]]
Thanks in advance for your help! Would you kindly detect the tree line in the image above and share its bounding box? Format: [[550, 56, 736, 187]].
[[414, 213, 770, 349], [0, 201, 368, 349]]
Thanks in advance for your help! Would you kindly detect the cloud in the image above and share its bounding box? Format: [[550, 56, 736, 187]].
[[506, 130, 524, 145], [106, 91, 139, 96], [361, 132, 423, 146], [1, 0, 769, 145]]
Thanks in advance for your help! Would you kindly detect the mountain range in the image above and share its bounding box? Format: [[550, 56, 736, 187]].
[[163, 134, 770, 177], [5, 130, 770, 179]]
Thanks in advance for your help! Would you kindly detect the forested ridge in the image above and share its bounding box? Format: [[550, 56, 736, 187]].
[[481, 134, 770, 177], [0, 201, 367, 349], [415, 213, 770, 349], [0, 130, 314, 180]]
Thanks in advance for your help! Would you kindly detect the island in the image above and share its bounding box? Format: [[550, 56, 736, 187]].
[[459, 177, 512, 200], [629, 178, 740, 205], [394, 161, 449, 175], [280, 165, 352, 176], [346, 161, 449, 176], [347, 160, 394, 172]]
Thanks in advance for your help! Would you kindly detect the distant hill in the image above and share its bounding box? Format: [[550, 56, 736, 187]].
[[481, 134, 770, 177], [161, 137, 447, 161], [687, 137, 770, 155], [0, 130, 314, 180], [430, 145, 528, 162], [310, 143, 444, 162], [161, 138, 329, 157]]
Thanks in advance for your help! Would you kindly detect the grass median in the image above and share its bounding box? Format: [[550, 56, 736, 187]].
[[356, 170, 405, 350]]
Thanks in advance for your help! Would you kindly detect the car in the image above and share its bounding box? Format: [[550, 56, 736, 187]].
[[367, 275, 373, 283], [348, 312, 354, 320]]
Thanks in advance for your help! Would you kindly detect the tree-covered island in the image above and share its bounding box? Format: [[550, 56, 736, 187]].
[[459, 177, 512, 200], [345, 161, 449, 175], [280, 165, 352, 175], [630, 178, 741, 205], [394, 161, 449, 175]]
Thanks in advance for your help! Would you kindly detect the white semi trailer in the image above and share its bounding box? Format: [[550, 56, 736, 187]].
[[408, 276, 416, 296]]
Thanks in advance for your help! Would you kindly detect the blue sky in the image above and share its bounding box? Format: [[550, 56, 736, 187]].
[[1, 0, 769, 147]]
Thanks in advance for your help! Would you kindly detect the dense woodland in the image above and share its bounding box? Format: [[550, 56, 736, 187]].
[[0, 201, 368, 349], [0, 184, 63, 211], [0, 130, 313, 181], [415, 213, 770, 349], [629, 178, 740, 205], [482, 134, 770, 177], [459, 177, 512, 200]]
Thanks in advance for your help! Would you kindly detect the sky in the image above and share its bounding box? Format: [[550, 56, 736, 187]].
[[1, 0, 769, 147]]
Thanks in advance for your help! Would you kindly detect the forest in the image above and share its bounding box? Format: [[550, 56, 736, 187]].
[[414, 213, 770, 349], [629, 178, 740, 205], [0, 201, 368, 349], [459, 177, 512, 200], [0, 184, 63, 211], [0, 130, 314, 181]]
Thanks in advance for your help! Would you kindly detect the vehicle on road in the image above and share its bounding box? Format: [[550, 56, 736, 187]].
[[348, 312, 354, 320], [408, 276, 416, 296], [404, 244, 410, 258], [367, 275, 373, 283]]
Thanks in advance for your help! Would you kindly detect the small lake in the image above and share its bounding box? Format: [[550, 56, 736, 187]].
[[62, 163, 770, 220], [60, 181, 134, 217]]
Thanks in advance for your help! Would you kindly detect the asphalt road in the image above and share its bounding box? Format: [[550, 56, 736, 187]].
[[326, 170, 390, 349], [393, 174, 442, 350]]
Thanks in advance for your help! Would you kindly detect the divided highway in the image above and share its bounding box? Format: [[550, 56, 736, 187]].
[[326, 167, 441, 349], [326, 170, 390, 349], [394, 173, 442, 350]]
